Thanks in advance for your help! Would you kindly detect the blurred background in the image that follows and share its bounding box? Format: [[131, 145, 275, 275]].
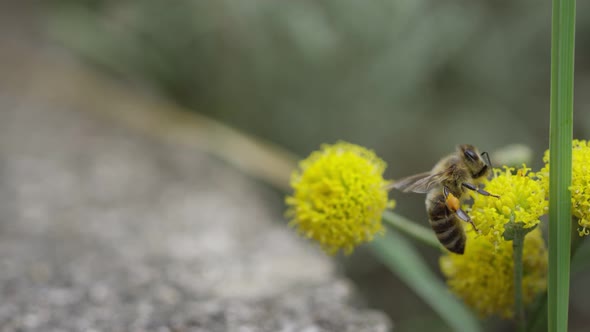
[[5, 0, 590, 331]]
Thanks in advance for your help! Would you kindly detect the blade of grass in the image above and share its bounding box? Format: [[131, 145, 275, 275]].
[[371, 232, 482, 332], [528, 231, 585, 332], [548, 0, 575, 331], [382, 210, 441, 249]]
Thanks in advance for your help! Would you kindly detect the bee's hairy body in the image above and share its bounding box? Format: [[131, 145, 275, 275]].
[[426, 189, 466, 253], [391, 144, 495, 254]]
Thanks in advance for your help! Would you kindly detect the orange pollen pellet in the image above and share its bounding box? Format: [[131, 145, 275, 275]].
[[446, 193, 461, 212]]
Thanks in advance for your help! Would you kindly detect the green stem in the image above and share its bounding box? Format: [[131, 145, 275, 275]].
[[382, 210, 441, 250], [513, 227, 526, 332], [548, 0, 575, 331], [527, 219, 584, 332]]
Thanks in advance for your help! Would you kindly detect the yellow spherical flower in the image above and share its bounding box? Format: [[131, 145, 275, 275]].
[[539, 139, 590, 236], [285, 141, 394, 255], [440, 228, 548, 318], [469, 166, 548, 246], [441, 165, 548, 318]]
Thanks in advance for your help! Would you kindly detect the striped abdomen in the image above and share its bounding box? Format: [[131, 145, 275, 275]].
[[426, 190, 466, 254]]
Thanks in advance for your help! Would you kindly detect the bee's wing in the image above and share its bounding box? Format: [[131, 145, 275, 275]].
[[387, 171, 444, 193]]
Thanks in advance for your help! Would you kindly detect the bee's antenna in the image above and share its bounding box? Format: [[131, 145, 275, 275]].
[[481, 151, 496, 178]]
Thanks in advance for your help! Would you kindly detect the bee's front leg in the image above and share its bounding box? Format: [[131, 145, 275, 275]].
[[462, 182, 500, 198]]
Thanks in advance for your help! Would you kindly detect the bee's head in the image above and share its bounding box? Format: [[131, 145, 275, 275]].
[[457, 144, 490, 178]]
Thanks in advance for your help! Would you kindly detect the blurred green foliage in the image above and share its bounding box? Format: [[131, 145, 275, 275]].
[[48, 0, 590, 232], [48, 0, 590, 165]]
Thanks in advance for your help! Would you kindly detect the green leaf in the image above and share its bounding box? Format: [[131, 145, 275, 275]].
[[382, 211, 441, 249], [371, 232, 482, 332]]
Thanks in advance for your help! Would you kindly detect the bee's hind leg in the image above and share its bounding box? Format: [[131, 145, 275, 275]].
[[462, 182, 500, 198], [443, 186, 480, 232], [455, 208, 480, 233]]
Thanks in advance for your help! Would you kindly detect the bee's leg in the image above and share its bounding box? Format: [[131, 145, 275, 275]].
[[462, 182, 500, 198], [455, 207, 480, 232], [443, 186, 480, 232]]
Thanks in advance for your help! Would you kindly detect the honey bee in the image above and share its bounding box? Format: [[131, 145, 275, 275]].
[[389, 144, 499, 254]]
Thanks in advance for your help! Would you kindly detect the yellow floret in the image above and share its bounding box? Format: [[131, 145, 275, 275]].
[[539, 139, 590, 236], [440, 228, 548, 318], [470, 166, 548, 246], [285, 141, 394, 255], [440, 165, 548, 318]]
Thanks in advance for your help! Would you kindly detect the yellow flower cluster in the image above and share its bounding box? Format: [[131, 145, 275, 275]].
[[469, 166, 548, 245], [539, 139, 590, 236], [285, 141, 394, 255], [441, 166, 548, 318], [440, 228, 548, 318]]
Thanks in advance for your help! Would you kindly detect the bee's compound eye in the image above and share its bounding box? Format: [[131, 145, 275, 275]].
[[464, 149, 478, 161]]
